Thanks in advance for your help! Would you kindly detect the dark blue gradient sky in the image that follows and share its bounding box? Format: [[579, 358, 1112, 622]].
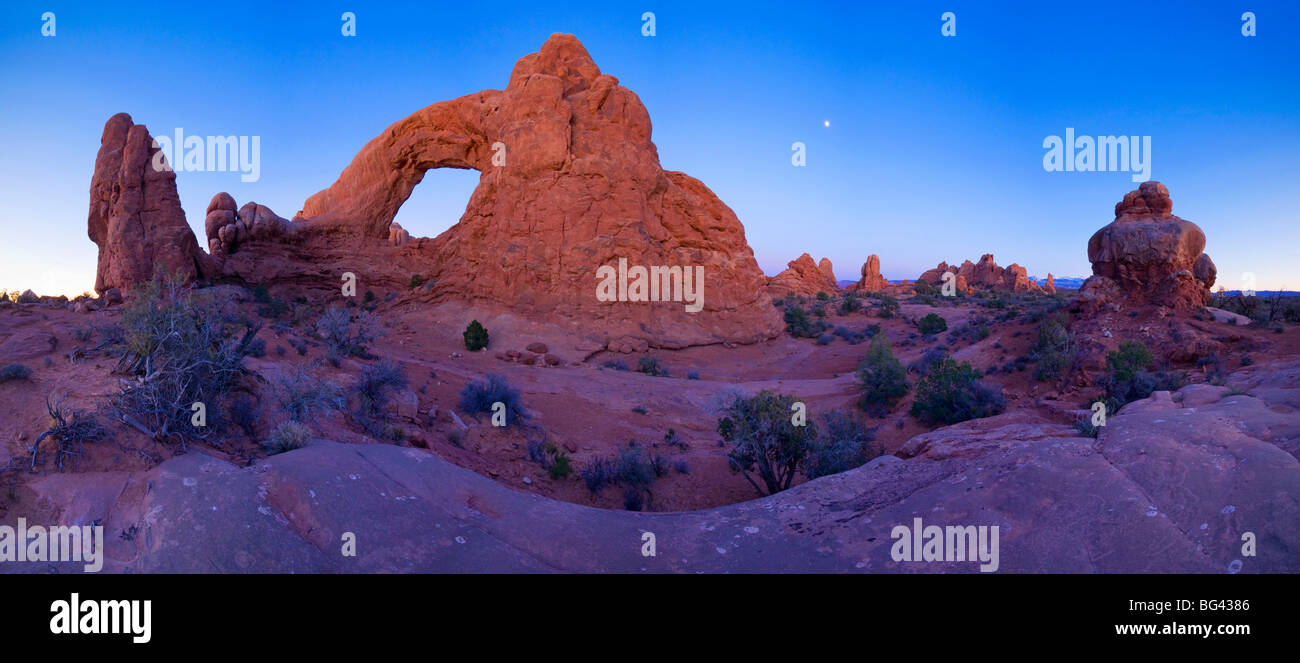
[[1, 0, 1296, 294]]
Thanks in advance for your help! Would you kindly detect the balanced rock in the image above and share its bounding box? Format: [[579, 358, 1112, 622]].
[[1079, 181, 1215, 311], [87, 113, 213, 293], [768, 253, 839, 297]]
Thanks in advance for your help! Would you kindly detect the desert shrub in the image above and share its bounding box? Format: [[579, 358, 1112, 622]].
[[602, 358, 630, 371], [784, 305, 830, 338], [914, 280, 938, 296], [548, 445, 573, 479], [0, 363, 32, 383], [804, 410, 881, 480], [28, 395, 110, 470], [909, 346, 949, 376], [910, 359, 1006, 425], [1029, 316, 1073, 381], [458, 374, 527, 425], [351, 360, 408, 437], [636, 356, 669, 377], [718, 391, 818, 496], [1074, 417, 1101, 438], [581, 442, 661, 510], [1241, 354, 1253, 367], [265, 421, 312, 455], [409, 274, 425, 288], [947, 316, 992, 344], [816, 333, 833, 346], [815, 291, 830, 301], [1099, 341, 1184, 413], [316, 308, 382, 365], [462, 319, 490, 351], [274, 364, 344, 422], [875, 295, 900, 318], [673, 459, 690, 474], [112, 273, 256, 447], [686, 369, 700, 380], [1198, 352, 1228, 386], [839, 292, 861, 314], [833, 326, 866, 344], [856, 333, 909, 416]]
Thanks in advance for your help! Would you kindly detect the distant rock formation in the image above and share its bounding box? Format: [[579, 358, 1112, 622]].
[[917, 253, 1041, 293], [1079, 181, 1215, 311], [847, 254, 888, 292], [1044, 273, 1056, 295], [87, 113, 213, 293], [768, 253, 839, 297]]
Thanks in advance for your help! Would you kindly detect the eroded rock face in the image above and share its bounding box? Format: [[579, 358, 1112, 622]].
[[204, 193, 294, 256], [768, 253, 839, 297], [87, 113, 212, 293], [1079, 181, 1215, 311], [847, 254, 888, 292], [288, 33, 779, 348], [1044, 273, 1056, 294]]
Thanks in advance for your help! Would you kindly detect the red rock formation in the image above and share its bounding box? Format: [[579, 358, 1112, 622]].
[[93, 35, 780, 349], [817, 258, 836, 285], [87, 113, 213, 293], [284, 33, 780, 348], [918, 254, 1040, 293], [1079, 181, 1215, 311], [768, 253, 839, 297], [847, 254, 888, 292], [1044, 273, 1056, 295]]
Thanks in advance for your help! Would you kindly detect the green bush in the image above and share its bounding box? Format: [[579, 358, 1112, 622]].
[[838, 292, 861, 314], [910, 359, 1005, 425], [718, 391, 818, 496], [804, 411, 881, 480], [875, 295, 900, 318], [1029, 316, 1073, 381], [784, 305, 830, 338], [917, 313, 948, 335], [1101, 341, 1183, 413], [409, 274, 424, 288], [462, 319, 489, 351], [855, 333, 909, 416]]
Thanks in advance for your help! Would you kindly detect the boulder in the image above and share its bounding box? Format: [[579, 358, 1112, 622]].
[[1079, 181, 1215, 311]]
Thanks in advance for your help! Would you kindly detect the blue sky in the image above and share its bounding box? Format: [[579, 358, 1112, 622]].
[[1, 0, 1296, 295]]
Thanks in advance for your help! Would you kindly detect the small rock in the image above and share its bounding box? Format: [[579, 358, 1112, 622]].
[[526, 342, 548, 354], [522, 477, 532, 485]]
